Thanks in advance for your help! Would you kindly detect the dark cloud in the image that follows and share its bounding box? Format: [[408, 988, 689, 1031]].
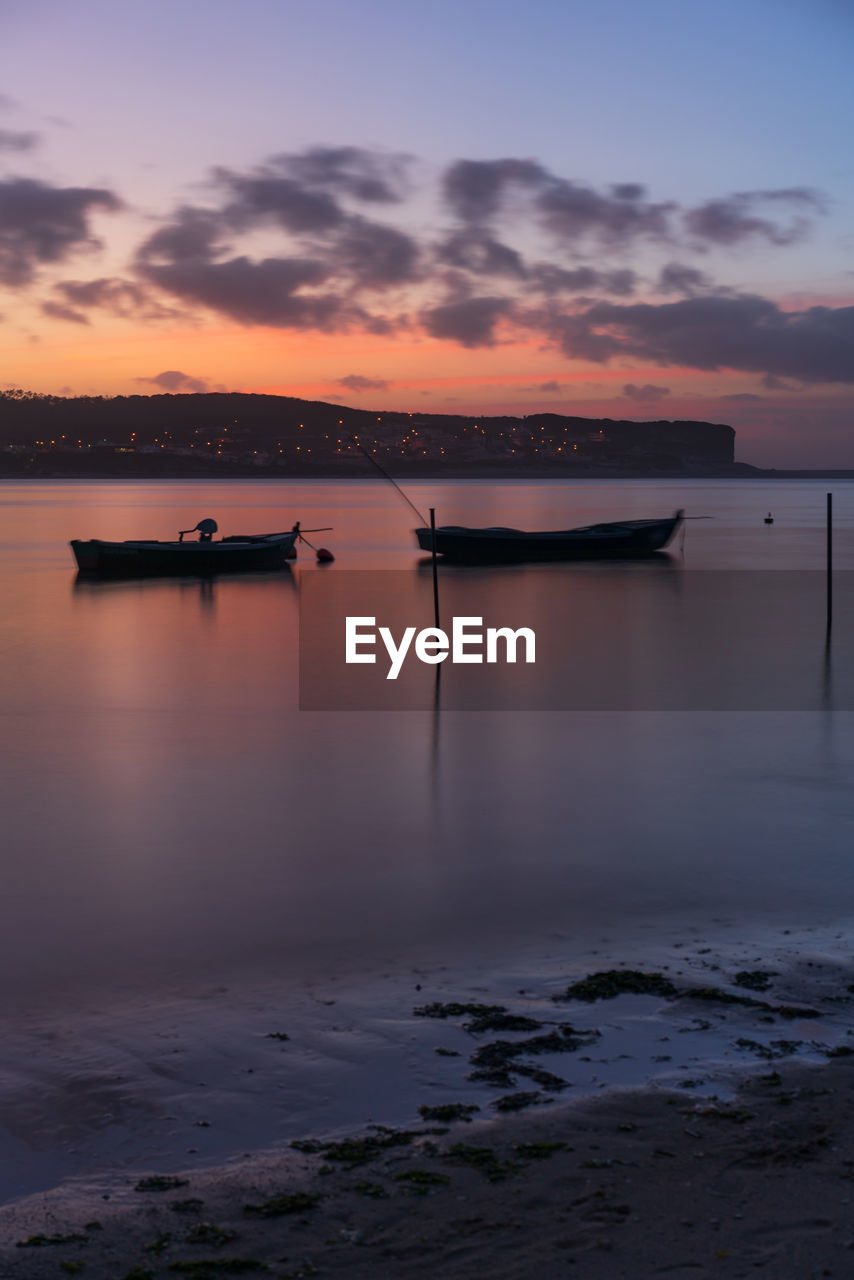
[[53, 276, 179, 320], [762, 373, 799, 390], [325, 215, 419, 287], [684, 189, 824, 247], [270, 146, 411, 203], [524, 264, 637, 296], [537, 380, 563, 392], [136, 206, 347, 326], [421, 296, 512, 347], [139, 251, 351, 328], [602, 269, 637, 297], [611, 183, 645, 201], [536, 179, 674, 246], [437, 229, 526, 278], [622, 383, 671, 402], [136, 205, 225, 265], [0, 128, 38, 152], [135, 151, 422, 326], [208, 164, 419, 291], [529, 264, 599, 294], [442, 158, 547, 222], [217, 171, 343, 233], [721, 393, 764, 401], [337, 374, 391, 391], [547, 295, 854, 384], [137, 370, 212, 393], [213, 147, 411, 243], [442, 159, 675, 249], [41, 299, 88, 324], [0, 177, 121, 286], [657, 262, 716, 295]]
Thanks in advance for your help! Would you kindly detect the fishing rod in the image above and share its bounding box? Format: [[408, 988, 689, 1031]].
[[354, 442, 429, 526]]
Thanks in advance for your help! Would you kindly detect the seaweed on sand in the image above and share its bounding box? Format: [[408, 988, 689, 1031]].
[[735, 1037, 805, 1060], [734, 970, 776, 991], [513, 1140, 567, 1159], [171, 1199, 206, 1215], [350, 1180, 389, 1199], [491, 1091, 545, 1112], [678, 986, 819, 1019], [394, 1169, 451, 1195], [418, 1103, 480, 1123], [135, 1175, 190, 1193], [16, 1232, 89, 1248], [466, 1025, 586, 1089], [413, 1002, 541, 1034], [441, 1143, 516, 1182], [167, 1263, 266, 1275], [553, 969, 819, 1020], [185, 1223, 239, 1246], [291, 1128, 422, 1168], [554, 970, 679, 1003], [242, 1191, 320, 1218], [513, 1063, 570, 1091]]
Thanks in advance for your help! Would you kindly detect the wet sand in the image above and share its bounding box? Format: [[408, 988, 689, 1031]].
[[2, 1055, 854, 1278]]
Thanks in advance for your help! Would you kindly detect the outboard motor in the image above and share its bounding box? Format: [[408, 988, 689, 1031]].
[[179, 518, 218, 542]]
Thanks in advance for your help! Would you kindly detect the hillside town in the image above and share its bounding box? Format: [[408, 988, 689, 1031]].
[[0, 388, 744, 477]]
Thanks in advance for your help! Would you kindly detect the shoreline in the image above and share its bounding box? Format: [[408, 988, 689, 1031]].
[[5, 468, 854, 482], [3, 1054, 854, 1278], [4, 926, 854, 1274]]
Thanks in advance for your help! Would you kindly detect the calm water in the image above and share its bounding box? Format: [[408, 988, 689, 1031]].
[[2, 478, 854, 1009]]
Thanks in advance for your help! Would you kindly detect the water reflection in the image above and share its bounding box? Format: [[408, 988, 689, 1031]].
[[3, 480, 854, 1011], [72, 565, 296, 597]]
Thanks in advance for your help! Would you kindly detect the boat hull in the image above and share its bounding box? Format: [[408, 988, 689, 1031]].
[[71, 531, 298, 577], [415, 511, 684, 562]]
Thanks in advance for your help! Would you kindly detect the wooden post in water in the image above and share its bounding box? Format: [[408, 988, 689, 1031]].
[[826, 492, 833, 638], [429, 508, 440, 630]]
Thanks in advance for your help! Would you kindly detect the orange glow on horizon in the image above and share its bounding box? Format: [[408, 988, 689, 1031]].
[[11, 309, 850, 425]]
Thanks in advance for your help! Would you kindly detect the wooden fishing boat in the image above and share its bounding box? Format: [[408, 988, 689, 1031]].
[[415, 510, 684, 562], [71, 527, 299, 576]]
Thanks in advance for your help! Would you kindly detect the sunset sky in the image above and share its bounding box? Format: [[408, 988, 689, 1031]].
[[1, 0, 853, 465]]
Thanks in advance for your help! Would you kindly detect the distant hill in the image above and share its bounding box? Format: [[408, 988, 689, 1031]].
[[0, 389, 749, 477]]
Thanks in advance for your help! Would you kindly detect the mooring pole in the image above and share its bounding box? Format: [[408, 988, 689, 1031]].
[[826, 492, 833, 638], [429, 508, 440, 630]]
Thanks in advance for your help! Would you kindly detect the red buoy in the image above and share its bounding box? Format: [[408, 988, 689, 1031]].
[[285, 545, 297, 559], [316, 547, 335, 563]]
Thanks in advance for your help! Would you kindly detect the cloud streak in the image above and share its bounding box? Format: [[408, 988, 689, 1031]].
[[137, 370, 212, 393], [337, 374, 391, 391], [683, 189, 824, 248], [0, 128, 38, 153], [622, 383, 671, 402], [545, 295, 854, 384]]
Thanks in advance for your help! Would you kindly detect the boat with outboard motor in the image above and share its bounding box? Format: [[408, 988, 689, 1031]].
[[71, 518, 300, 576]]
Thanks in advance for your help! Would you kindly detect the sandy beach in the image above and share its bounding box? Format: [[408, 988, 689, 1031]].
[[2, 1056, 853, 1279], [3, 935, 854, 1279]]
